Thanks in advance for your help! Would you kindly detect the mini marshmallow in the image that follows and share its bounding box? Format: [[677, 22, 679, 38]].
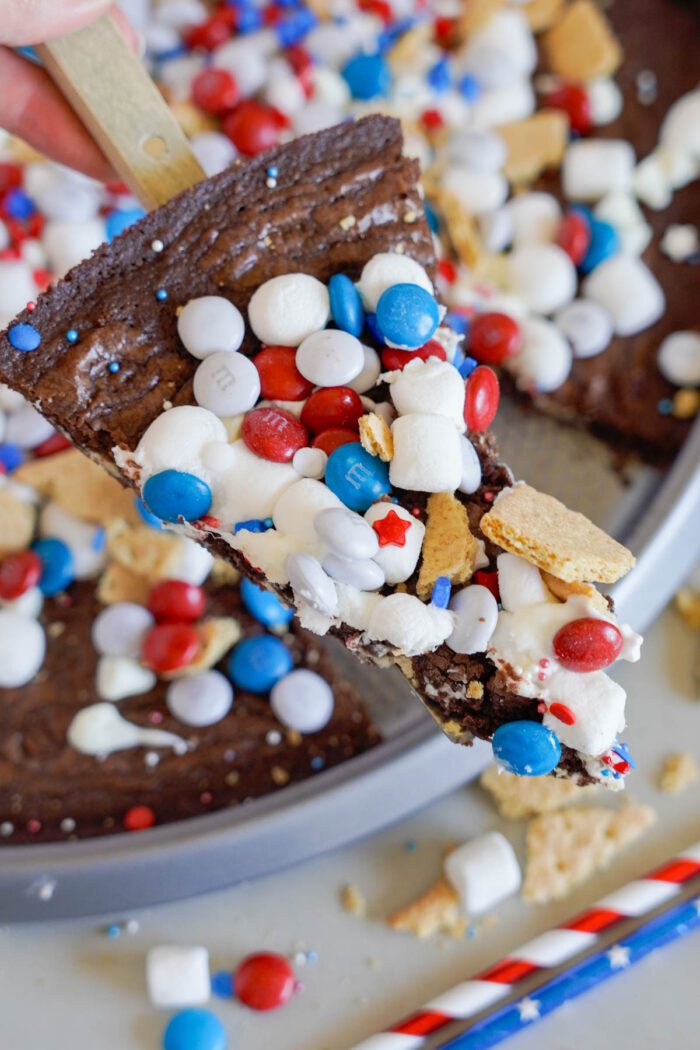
[[468, 10, 538, 77], [554, 300, 613, 359], [296, 329, 365, 387], [214, 38, 268, 95], [440, 166, 509, 215], [471, 79, 535, 130], [96, 656, 157, 702], [335, 584, 382, 631], [356, 253, 433, 312], [390, 414, 462, 493], [506, 244, 576, 315], [177, 296, 245, 359], [506, 193, 561, 246], [40, 502, 106, 580], [5, 404, 55, 449], [364, 502, 425, 585], [0, 261, 36, 327], [42, 218, 106, 277], [587, 77, 623, 126], [0, 586, 43, 618], [507, 318, 573, 393], [146, 945, 211, 1009], [458, 435, 482, 495], [657, 331, 700, 387], [562, 139, 635, 201], [173, 537, 214, 586], [0, 611, 45, 687], [349, 344, 381, 395], [264, 58, 307, 116], [292, 100, 344, 137], [443, 832, 522, 916], [134, 406, 227, 481], [498, 553, 552, 612], [634, 147, 697, 210], [594, 192, 652, 256], [479, 208, 514, 253], [248, 274, 330, 347], [385, 358, 466, 431], [660, 88, 700, 161], [274, 479, 343, 547], [446, 130, 508, 174], [365, 593, 454, 657], [293, 446, 327, 480], [190, 131, 238, 177], [447, 585, 499, 655], [543, 669, 626, 756], [583, 256, 665, 336]]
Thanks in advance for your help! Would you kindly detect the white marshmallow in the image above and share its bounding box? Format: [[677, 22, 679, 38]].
[[479, 207, 514, 253], [248, 274, 330, 347], [264, 59, 307, 116], [96, 655, 157, 702], [385, 358, 466, 431], [5, 404, 55, 449], [471, 80, 535, 129], [657, 331, 700, 387], [356, 253, 433, 312], [293, 446, 327, 480], [0, 611, 45, 687], [447, 585, 499, 655], [0, 383, 26, 413], [562, 140, 635, 201], [446, 131, 508, 173], [390, 414, 462, 493], [468, 10, 537, 77], [506, 244, 577, 314], [296, 329, 365, 387], [0, 261, 36, 327], [292, 100, 343, 137], [443, 832, 521, 915], [190, 132, 238, 177], [458, 436, 482, 495], [156, 53, 205, 101], [213, 441, 298, 523], [364, 502, 424, 585], [0, 586, 43, 618], [335, 584, 381, 631], [42, 218, 106, 277], [274, 479, 343, 547], [365, 593, 454, 657], [554, 300, 613, 359], [193, 352, 260, 417], [660, 224, 699, 263], [594, 192, 652, 256], [214, 38, 268, 95], [348, 344, 381, 395], [39, 502, 106, 579], [498, 553, 552, 612], [583, 256, 665, 336], [146, 945, 211, 1009], [286, 552, 338, 616], [506, 193, 561, 246], [543, 669, 626, 756], [587, 77, 623, 126], [177, 296, 245, 359], [134, 406, 227, 481], [441, 166, 509, 215], [271, 669, 334, 733], [507, 318, 573, 393], [634, 146, 697, 210], [660, 88, 700, 161], [173, 537, 213, 586], [92, 602, 155, 659]]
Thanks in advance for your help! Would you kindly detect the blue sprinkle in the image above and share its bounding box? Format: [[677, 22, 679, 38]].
[[0, 443, 25, 472], [458, 355, 478, 379], [466, 925, 477, 940], [106, 207, 146, 242], [211, 971, 234, 999], [91, 528, 107, 553], [108, 361, 121, 374], [430, 575, 452, 609], [8, 323, 41, 352], [427, 58, 451, 94], [263, 517, 274, 528], [342, 52, 391, 101], [162, 1008, 226, 1050], [234, 518, 273, 535], [457, 74, 481, 102], [5, 188, 35, 221], [404, 839, 417, 853], [376, 16, 419, 53], [310, 755, 325, 771], [153, 43, 188, 62], [135, 496, 164, 530], [424, 200, 439, 234], [142, 469, 212, 523], [611, 741, 636, 769], [266, 165, 279, 178], [155, 288, 168, 301], [66, 329, 79, 343], [306, 950, 319, 963], [658, 398, 673, 415], [15, 45, 39, 63], [329, 273, 365, 337], [105, 923, 122, 939], [32, 537, 75, 596]]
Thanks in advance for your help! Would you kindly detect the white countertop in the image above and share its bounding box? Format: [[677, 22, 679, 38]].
[[1, 602, 698, 1050]]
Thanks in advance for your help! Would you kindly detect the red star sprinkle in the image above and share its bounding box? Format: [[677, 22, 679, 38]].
[[372, 509, 411, 547]]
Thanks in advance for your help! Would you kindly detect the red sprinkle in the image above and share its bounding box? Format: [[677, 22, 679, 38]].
[[543, 83, 592, 135], [464, 365, 500, 432], [468, 313, 521, 366], [0, 549, 43, 600], [123, 805, 156, 832], [254, 346, 313, 401], [192, 67, 239, 115], [381, 340, 446, 372], [234, 952, 296, 1011], [300, 386, 364, 434], [26, 819, 42, 834], [148, 580, 207, 624], [142, 623, 200, 674], [437, 258, 457, 284], [557, 211, 592, 266], [474, 570, 499, 602], [222, 101, 280, 156], [548, 702, 577, 725], [311, 427, 359, 455], [242, 405, 309, 462], [553, 617, 623, 673]]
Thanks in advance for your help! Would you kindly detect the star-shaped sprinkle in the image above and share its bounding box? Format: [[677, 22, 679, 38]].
[[372, 508, 411, 547], [607, 945, 631, 970], [518, 997, 541, 1023]]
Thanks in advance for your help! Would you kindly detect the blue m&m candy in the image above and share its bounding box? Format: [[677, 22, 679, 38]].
[[106, 207, 146, 242], [341, 52, 391, 101], [329, 274, 365, 337], [32, 537, 75, 596], [0, 443, 25, 473], [142, 470, 212, 523], [579, 218, 619, 275], [227, 635, 293, 693], [241, 577, 294, 629], [325, 442, 390, 513], [375, 284, 440, 349], [492, 720, 562, 777], [162, 1009, 226, 1050], [8, 323, 41, 352], [135, 496, 164, 531]]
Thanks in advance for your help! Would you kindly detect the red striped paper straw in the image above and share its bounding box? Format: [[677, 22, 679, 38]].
[[350, 842, 700, 1049]]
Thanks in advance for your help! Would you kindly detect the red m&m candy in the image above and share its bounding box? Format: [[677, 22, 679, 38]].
[[242, 406, 308, 462], [0, 549, 43, 601], [33, 432, 72, 458], [543, 83, 592, 135], [464, 365, 499, 432], [184, 14, 232, 51], [311, 427, 358, 455], [254, 346, 313, 401], [553, 617, 623, 673], [222, 102, 280, 156], [300, 387, 363, 434], [192, 68, 239, 115], [473, 569, 499, 602], [381, 340, 446, 372], [234, 952, 296, 1011], [148, 580, 207, 624], [469, 313, 521, 365], [142, 624, 200, 674], [557, 211, 591, 266]]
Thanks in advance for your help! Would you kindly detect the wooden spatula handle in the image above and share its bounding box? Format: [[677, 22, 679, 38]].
[[36, 14, 205, 210]]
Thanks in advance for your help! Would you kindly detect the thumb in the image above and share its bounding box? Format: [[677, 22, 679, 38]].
[[0, 0, 113, 46]]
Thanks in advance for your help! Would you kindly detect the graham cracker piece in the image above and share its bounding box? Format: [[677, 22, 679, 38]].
[[437, 191, 483, 268], [523, 0, 567, 32], [209, 558, 241, 586], [541, 570, 610, 615], [672, 388, 700, 420], [340, 883, 367, 917], [96, 562, 151, 605], [387, 877, 464, 939], [522, 804, 656, 904], [481, 765, 598, 821], [359, 413, 394, 462], [675, 587, 700, 630], [416, 492, 478, 600], [658, 753, 699, 794], [461, 0, 506, 34], [15, 449, 138, 526], [543, 0, 622, 80], [388, 22, 433, 72], [187, 616, 242, 675], [481, 483, 635, 584], [0, 489, 35, 557], [498, 111, 569, 186], [106, 520, 185, 580]]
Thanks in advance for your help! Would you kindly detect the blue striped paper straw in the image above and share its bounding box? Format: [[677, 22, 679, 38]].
[[441, 895, 700, 1050]]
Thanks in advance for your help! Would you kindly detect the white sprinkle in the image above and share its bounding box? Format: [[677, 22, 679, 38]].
[[151, 239, 164, 253], [266, 730, 283, 746], [60, 817, 76, 833], [0, 821, 14, 837], [144, 751, 161, 768]]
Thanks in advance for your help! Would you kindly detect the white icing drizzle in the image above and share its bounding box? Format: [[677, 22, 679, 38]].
[[67, 703, 188, 757]]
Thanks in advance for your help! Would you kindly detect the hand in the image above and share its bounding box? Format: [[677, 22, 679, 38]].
[[0, 0, 140, 181]]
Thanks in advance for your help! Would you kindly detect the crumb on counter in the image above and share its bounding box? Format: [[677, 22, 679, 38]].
[[658, 753, 699, 794]]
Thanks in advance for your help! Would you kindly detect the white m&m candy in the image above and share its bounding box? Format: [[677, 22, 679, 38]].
[[193, 351, 260, 417], [562, 139, 635, 201], [248, 274, 330, 347], [458, 435, 482, 495], [507, 318, 572, 393], [390, 414, 462, 493], [177, 296, 245, 359], [356, 253, 433, 312], [315, 507, 379, 560], [293, 446, 327, 480], [583, 256, 665, 336], [506, 244, 576, 315], [286, 552, 338, 617], [447, 585, 499, 654], [92, 602, 155, 659], [554, 300, 613, 359], [166, 671, 233, 727], [0, 612, 46, 687], [322, 552, 385, 591], [657, 331, 700, 387], [296, 329, 364, 387], [349, 344, 381, 395], [271, 669, 334, 733]]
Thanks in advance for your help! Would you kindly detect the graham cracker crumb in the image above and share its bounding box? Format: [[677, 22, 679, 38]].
[[15, 449, 138, 526], [481, 483, 635, 584], [498, 111, 569, 186], [96, 562, 151, 605], [437, 191, 483, 269], [543, 0, 622, 80], [658, 753, 699, 794], [106, 520, 185, 580], [271, 765, 290, 786], [388, 22, 433, 71], [675, 587, 700, 629], [170, 99, 218, 137], [166, 617, 242, 678], [466, 681, 484, 700], [339, 215, 357, 231], [340, 883, 367, 917], [672, 389, 700, 420], [416, 492, 478, 600], [387, 877, 463, 939], [541, 571, 610, 615], [359, 413, 394, 462], [209, 558, 241, 585], [461, 0, 506, 34], [0, 489, 35, 557], [225, 771, 240, 786], [522, 804, 656, 904], [524, 0, 567, 32], [481, 765, 598, 820], [286, 730, 303, 747]]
